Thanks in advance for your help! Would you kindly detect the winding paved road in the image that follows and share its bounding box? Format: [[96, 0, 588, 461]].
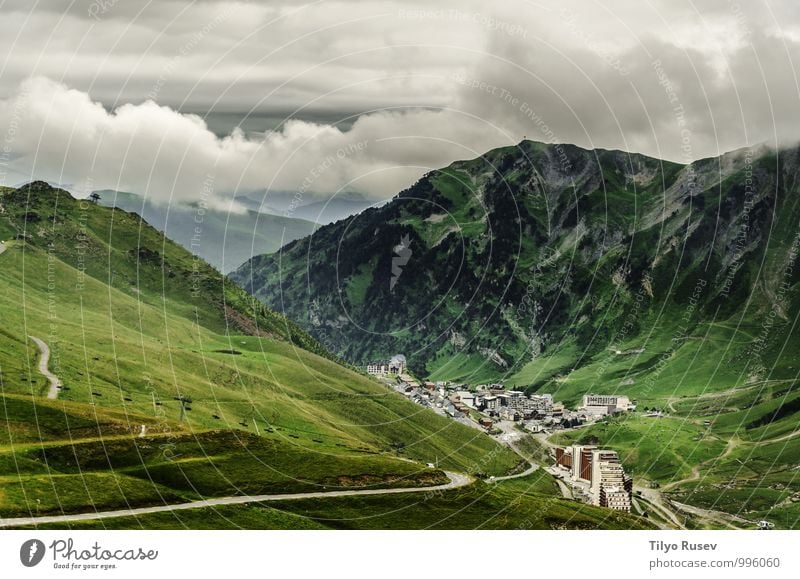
[[490, 462, 539, 482], [0, 471, 472, 528], [28, 335, 60, 399], [634, 485, 685, 529]]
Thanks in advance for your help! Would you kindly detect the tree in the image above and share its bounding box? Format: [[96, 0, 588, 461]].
[[88, 192, 101, 204]]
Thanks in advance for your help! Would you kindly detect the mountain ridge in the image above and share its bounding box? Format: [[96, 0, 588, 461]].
[[231, 138, 799, 388]]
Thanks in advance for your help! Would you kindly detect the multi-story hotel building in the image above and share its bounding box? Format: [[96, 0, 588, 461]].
[[555, 445, 632, 511], [578, 394, 635, 416]]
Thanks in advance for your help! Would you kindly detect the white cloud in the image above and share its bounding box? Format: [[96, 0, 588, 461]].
[[1, 0, 800, 206], [0, 77, 509, 205]]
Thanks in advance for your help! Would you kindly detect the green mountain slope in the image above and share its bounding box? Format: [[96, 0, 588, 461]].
[[232, 140, 798, 387], [0, 181, 545, 527], [95, 190, 317, 273], [232, 140, 800, 527]]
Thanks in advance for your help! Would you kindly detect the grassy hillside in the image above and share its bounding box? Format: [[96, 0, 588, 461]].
[[95, 190, 317, 273], [0, 181, 530, 526]]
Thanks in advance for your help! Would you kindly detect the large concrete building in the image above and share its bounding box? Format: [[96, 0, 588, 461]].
[[504, 391, 554, 413], [478, 391, 554, 414], [578, 394, 635, 417], [590, 450, 632, 510], [555, 445, 632, 511], [555, 447, 572, 469], [482, 395, 500, 411], [366, 362, 389, 375], [366, 358, 406, 376], [554, 444, 597, 482]]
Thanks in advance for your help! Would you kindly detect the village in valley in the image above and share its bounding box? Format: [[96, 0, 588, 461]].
[[367, 356, 638, 512]]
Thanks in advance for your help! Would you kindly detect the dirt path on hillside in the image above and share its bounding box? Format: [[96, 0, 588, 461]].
[[0, 471, 473, 528], [754, 428, 800, 445], [661, 464, 702, 493], [661, 437, 739, 493], [671, 500, 751, 529], [663, 380, 791, 414], [28, 335, 60, 399]]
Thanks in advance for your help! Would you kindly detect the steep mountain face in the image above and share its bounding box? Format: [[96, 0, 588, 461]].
[[231, 140, 800, 387], [95, 190, 317, 273]]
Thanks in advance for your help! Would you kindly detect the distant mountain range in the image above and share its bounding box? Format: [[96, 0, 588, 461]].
[[95, 190, 318, 273], [237, 191, 379, 225], [96, 190, 377, 273]]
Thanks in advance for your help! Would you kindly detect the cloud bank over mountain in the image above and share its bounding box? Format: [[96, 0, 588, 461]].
[[2, 0, 800, 206]]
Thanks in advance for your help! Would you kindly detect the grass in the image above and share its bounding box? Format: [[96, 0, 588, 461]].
[[506, 341, 579, 389], [666, 435, 800, 528], [0, 230, 520, 475], [426, 351, 503, 385], [23, 504, 330, 530], [345, 260, 374, 306], [211, 479, 649, 530], [551, 414, 728, 484], [0, 183, 533, 528], [0, 426, 449, 518], [19, 473, 654, 530]]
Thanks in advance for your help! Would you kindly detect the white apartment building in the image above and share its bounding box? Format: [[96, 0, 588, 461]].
[[366, 362, 390, 375], [590, 449, 632, 511], [555, 445, 632, 512], [601, 487, 632, 511], [455, 391, 476, 408], [579, 394, 635, 416], [366, 358, 406, 376], [482, 395, 501, 411]]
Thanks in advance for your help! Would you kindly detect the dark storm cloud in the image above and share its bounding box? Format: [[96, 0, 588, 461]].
[[457, 0, 800, 162], [1, 0, 798, 204]]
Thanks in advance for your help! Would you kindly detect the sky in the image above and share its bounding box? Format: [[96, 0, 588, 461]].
[[1, 0, 799, 208]]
